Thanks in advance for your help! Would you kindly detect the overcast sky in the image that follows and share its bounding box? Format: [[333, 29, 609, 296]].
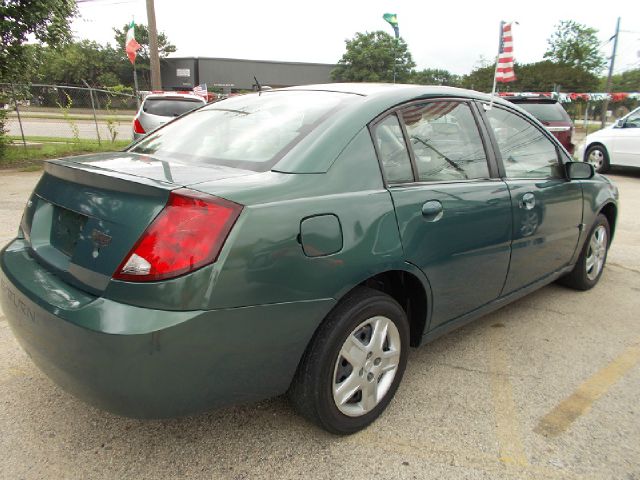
[[72, 0, 639, 78]]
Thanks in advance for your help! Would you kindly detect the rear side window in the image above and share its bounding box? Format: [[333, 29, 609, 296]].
[[514, 102, 569, 123], [143, 98, 204, 117], [486, 106, 562, 179], [401, 101, 489, 182], [372, 114, 414, 184]]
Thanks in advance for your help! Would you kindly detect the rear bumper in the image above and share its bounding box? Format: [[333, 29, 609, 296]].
[[1, 239, 334, 418]]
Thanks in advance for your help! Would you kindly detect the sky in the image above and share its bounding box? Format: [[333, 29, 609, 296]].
[[72, 0, 640, 78]]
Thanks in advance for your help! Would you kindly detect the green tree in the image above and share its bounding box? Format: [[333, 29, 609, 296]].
[[603, 68, 640, 92], [462, 60, 600, 93], [461, 65, 495, 92], [36, 40, 122, 87], [332, 31, 415, 83], [410, 68, 461, 87], [514, 61, 600, 92], [113, 23, 176, 89], [544, 20, 606, 75], [0, 0, 77, 82]]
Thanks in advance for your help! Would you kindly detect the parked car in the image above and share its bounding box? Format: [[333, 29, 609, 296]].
[[579, 106, 640, 173], [1, 84, 618, 434], [504, 96, 575, 154], [132, 92, 206, 140]]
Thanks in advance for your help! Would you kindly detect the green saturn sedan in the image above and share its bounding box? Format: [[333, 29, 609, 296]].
[[0, 84, 618, 434]]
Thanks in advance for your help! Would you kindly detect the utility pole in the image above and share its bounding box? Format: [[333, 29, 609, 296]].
[[146, 0, 162, 90], [601, 17, 620, 128]]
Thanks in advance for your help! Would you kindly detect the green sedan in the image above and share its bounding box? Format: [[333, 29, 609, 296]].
[[0, 84, 618, 434]]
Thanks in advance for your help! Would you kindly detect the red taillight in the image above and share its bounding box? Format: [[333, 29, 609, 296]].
[[113, 189, 243, 282], [133, 118, 146, 134]]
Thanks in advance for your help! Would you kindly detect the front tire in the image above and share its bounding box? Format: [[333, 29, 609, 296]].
[[559, 214, 610, 290], [288, 287, 409, 434], [585, 144, 610, 174]]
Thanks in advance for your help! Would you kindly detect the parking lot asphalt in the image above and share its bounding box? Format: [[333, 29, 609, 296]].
[[0, 168, 639, 480]]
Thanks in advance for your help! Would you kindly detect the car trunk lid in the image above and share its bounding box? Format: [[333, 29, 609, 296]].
[[21, 153, 255, 295]]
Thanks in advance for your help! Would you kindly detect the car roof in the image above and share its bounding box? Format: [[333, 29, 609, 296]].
[[268, 83, 532, 174], [278, 82, 503, 103]]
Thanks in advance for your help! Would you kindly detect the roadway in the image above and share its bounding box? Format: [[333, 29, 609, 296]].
[[6, 117, 134, 142]]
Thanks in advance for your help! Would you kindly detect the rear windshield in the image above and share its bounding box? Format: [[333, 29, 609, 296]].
[[142, 98, 204, 117], [515, 102, 569, 122], [129, 91, 357, 171]]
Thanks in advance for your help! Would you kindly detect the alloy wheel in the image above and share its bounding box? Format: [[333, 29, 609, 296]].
[[332, 316, 401, 417], [586, 225, 607, 281]]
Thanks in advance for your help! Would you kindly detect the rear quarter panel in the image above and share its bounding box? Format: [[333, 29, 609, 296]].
[[200, 128, 420, 310]]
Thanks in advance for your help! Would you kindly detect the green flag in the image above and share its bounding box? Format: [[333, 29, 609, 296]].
[[383, 13, 399, 38]]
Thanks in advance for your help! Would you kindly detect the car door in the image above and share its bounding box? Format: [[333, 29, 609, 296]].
[[480, 103, 583, 294], [370, 100, 512, 330], [612, 109, 640, 166]]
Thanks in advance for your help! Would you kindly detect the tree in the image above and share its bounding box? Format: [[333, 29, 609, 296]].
[[332, 31, 415, 83], [410, 68, 461, 87], [544, 20, 606, 75], [36, 40, 122, 87], [515, 61, 600, 92], [0, 0, 76, 157], [461, 65, 495, 92], [461, 61, 600, 93], [603, 68, 640, 92], [113, 23, 176, 89], [0, 0, 77, 82]]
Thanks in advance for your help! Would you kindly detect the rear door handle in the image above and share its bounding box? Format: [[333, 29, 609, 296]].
[[520, 192, 536, 210], [421, 200, 443, 222]]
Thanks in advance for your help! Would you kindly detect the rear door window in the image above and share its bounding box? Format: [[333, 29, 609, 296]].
[[400, 101, 490, 182], [143, 98, 204, 117]]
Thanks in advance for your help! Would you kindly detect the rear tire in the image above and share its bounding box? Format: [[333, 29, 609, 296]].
[[585, 144, 610, 174], [559, 214, 610, 290], [288, 287, 409, 435]]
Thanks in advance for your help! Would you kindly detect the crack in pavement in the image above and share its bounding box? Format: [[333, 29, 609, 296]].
[[435, 362, 543, 381], [608, 262, 640, 276]]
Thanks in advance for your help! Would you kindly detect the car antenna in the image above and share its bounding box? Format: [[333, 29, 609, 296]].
[[254, 76, 262, 95]]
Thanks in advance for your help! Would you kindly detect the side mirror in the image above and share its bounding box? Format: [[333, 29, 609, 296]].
[[566, 161, 595, 180], [615, 119, 625, 128]]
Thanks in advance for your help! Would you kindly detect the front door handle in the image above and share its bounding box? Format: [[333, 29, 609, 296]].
[[520, 192, 536, 210], [422, 200, 443, 221]]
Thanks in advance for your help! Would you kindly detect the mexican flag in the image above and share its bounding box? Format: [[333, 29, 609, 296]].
[[125, 21, 141, 64]]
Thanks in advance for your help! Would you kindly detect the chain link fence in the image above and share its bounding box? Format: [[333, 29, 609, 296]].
[[1, 83, 139, 145]]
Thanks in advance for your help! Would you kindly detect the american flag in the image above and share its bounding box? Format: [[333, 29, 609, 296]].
[[402, 102, 459, 125], [495, 22, 516, 83], [193, 83, 208, 98]]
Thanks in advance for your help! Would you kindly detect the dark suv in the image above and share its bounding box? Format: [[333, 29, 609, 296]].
[[505, 97, 574, 154]]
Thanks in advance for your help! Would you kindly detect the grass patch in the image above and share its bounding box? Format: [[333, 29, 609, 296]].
[[1, 138, 131, 169]]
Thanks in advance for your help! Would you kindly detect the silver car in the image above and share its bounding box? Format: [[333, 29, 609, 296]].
[[132, 93, 206, 140]]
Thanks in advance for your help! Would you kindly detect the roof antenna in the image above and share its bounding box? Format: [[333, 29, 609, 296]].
[[254, 76, 262, 95]]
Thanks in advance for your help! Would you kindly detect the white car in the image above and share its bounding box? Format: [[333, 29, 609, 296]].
[[132, 92, 206, 140], [580, 106, 640, 173]]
